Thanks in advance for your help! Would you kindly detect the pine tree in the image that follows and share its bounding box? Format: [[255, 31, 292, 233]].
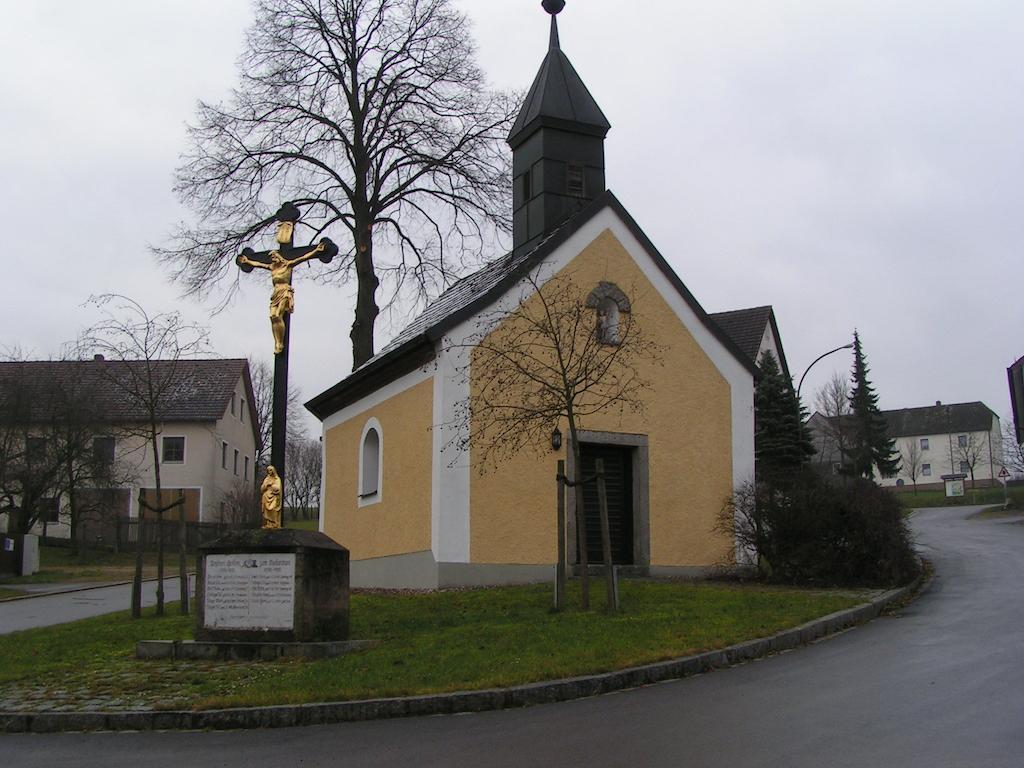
[[754, 351, 814, 484], [848, 331, 900, 478]]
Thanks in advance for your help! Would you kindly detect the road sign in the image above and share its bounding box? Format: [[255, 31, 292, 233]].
[[998, 466, 1010, 479]]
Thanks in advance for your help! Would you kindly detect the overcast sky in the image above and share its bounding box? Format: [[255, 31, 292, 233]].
[[2, 0, 1022, 435]]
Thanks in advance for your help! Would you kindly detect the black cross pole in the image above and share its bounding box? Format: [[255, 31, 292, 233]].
[[236, 202, 338, 491]]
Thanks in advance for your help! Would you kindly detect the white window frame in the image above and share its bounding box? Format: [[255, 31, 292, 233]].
[[922, 463, 932, 477], [358, 417, 383, 507], [920, 438, 929, 451], [161, 435, 186, 464]]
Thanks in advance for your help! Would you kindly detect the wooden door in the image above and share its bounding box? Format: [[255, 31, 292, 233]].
[[578, 443, 633, 565]]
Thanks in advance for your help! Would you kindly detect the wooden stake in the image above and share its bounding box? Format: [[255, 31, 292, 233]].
[[595, 459, 618, 612], [555, 460, 566, 610], [178, 489, 189, 615]]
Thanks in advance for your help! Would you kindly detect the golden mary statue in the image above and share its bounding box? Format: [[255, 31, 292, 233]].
[[261, 465, 283, 529], [236, 207, 338, 355]]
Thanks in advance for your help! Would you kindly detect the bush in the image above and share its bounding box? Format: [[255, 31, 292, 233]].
[[724, 472, 919, 588]]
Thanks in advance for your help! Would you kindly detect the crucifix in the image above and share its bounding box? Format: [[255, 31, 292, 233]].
[[236, 202, 338, 515]]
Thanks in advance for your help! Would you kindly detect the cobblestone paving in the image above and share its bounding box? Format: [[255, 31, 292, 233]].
[[0, 660, 276, 712]]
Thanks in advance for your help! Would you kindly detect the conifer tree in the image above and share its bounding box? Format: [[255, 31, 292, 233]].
[[754, 351, 814, 484], [847, 331, 900, 478]]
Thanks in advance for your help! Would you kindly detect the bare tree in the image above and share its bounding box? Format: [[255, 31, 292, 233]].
[[451, 269, 661, 610], [900, 439, 922, 494], [953, 432, 987, 489], [1001, 419, 1024, 478], [249, 358, 304, 471], [160, 0, 518, 368], [220, 479, 261, 527], [80, 295, 210, 618], [813, 372, 851, 471], [285, 436, 323, 522]]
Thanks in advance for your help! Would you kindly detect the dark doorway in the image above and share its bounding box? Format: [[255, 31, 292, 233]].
[[578, 443, 634, 565]]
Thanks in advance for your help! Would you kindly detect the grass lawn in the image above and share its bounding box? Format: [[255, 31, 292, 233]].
[[0, 546, 196, 587], [0, 587, 26, 600], [0, 580, 867, 712], [285, 517, 319, 531], [898, 485, 1021, 509]]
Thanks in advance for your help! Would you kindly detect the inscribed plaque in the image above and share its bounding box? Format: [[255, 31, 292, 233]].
[[203, 553, 296, 630]]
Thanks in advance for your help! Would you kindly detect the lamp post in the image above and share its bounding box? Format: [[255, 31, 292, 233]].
[[796, 342, 855, 401]]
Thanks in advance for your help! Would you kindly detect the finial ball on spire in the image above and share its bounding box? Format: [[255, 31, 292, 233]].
[[542, 0, 565, 15]]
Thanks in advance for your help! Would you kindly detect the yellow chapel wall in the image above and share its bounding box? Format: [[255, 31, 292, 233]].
[[322, 376, 434, 560], [469, 229, 736, 568]]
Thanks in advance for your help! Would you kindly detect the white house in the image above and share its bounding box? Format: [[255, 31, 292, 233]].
[[0, 358, 260, 540]]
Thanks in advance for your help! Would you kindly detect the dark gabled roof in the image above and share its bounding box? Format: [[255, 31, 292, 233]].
[[883, 402, 998, 438], [709, 305, 791, 382], [0, 358, 252, 425], [507, 16, 610, 148], [306, 190, 758, 420]]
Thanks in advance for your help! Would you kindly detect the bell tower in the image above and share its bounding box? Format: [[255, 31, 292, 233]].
[[508, 0, 611, 253]]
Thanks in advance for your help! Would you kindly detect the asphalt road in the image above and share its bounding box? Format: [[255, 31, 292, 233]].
[[0, 578, 185, 634], [6, 505, 1024, 767]]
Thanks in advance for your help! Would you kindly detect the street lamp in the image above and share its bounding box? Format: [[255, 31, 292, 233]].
[[796, 342, 855, 401]]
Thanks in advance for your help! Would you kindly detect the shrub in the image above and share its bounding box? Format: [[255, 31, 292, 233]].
[[724, 472, 919, 588]]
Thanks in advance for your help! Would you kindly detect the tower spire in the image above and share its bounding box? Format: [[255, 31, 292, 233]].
[[545, 0, 563, 49], [508, 0, 610, 253]]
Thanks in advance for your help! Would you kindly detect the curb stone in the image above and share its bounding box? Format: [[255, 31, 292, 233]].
[[0, 567, 929, 734]]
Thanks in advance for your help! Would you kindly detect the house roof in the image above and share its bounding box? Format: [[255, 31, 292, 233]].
[[0, 358, 253, 425], [306, 190, 758, 420], [507, 14, 610, 148], [708, 305, 791, 381], [883, 402, 998, 437]]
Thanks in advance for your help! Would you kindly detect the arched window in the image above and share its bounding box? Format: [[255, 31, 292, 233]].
[[586, 282, 631, 345], [359, 418, 382, 504]]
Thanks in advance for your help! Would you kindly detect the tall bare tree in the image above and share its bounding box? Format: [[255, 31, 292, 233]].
[[80, 295, 210, 618], [452, 269, 661, 610], [814, 372, 851, 471], [161, 0, 518, 368], [900, 438, 922, 494], [953, 432, 987, 489], [285, 436, 323, 522], [249, 358, 304, 471]]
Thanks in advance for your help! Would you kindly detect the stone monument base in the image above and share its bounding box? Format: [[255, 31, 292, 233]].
[[136, 638, 376, 661], [195, 529, 350, 643]]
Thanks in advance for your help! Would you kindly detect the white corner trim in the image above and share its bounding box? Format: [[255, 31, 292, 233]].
[[432, 342, 471, 563]]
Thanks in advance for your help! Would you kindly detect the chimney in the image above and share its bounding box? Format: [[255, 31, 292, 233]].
[[93, 354, 105, 362], [935, 400, 941, 406]]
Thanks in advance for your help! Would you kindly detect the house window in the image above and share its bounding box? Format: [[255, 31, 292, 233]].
[[240, 399, 246, 423], [221, 442, 228, 469], [920, 438, 929, 451], [958, 434, 968, 448], [26, 437, 47, 464], [93, 436, 115, 465], [960, 461, 970, 474], [521, 170, 532, 202], [359, 418, 382, 503], [244, 456, 250, 481], [233, 449, 239, 476], [230, 393, 236, 416], [162, 436, 185, 464], [567, 163, 585, 197], [922, 463, 932, 477]]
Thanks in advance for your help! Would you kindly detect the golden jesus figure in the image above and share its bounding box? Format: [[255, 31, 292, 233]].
[[261, 465, 283, 529], [236, 220, 329, 354]]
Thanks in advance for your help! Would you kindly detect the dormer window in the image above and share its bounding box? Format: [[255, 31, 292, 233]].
[[567, 164, 585, 197]]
